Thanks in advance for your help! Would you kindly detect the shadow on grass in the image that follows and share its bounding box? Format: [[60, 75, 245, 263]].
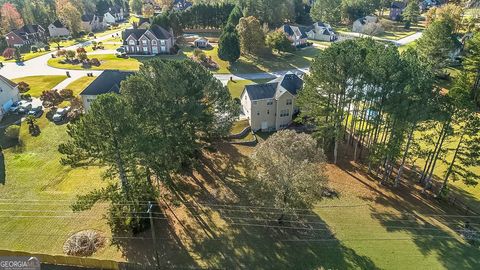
[[164, 143, 380, 269], [334, 143, 480, 270]]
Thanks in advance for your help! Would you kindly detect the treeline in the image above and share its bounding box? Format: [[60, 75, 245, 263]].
[[298, 37, 480, 196], [180, 2, 235, 29]]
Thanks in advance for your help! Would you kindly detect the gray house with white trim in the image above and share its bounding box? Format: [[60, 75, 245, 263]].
[[122, 25, 175, 55]]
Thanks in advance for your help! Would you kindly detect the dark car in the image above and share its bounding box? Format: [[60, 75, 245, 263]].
[[17, 102, 32, 114], [27, 105, 43, 118]]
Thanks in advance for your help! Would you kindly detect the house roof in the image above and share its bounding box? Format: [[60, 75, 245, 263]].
[[122, 25, 172, 42], [9, 25, 44, 41], [80, 70, 134, 96], [51, 20, 65, 28], [281, 24, 307, 39], [0, 75, 18, 88], [391, 1, 406, 9], [244, 73, 303, 101], [81, 14, 95, 22], [245, 83, 278, 100]]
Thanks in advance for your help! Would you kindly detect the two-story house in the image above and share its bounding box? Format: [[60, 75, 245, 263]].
[[79, 70, 134, 112], [48, 20, 70, 37], [306, 22, 337, 42], [81, 14, 107, 32], [280, 24, 308, 47], [122, 25, 175, 55], [5, 25, 47, 47], [104, 6, 125, 24], [0, 75, 20, 120], [389, 1, 406, 21], [240, 73, 303, 132]]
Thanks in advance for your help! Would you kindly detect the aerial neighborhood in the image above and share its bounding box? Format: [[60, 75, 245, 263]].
[[0, 0, 480, 269]]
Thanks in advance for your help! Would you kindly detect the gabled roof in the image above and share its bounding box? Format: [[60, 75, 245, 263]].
[[9, 25, 44, 41], [281, 24, 308, 39], [0, 75, 18, 88], [122, 25, 172, 42], [245, 83, 278, 101], [80, 70, 134, 96], [244, 73, 303, 101], [51, 20, 66, 28]]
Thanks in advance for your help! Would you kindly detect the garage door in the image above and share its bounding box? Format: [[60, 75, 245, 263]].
[[2, 98, 13, 112]]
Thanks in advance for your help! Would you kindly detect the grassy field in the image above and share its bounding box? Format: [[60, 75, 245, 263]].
[[64, 76, 97, 96], [12, 76, 67, 97], [227, 79, 272, 99], [183, 46, 321, 74], [47, 54, 141, 71], [0, 116, 118, 258]]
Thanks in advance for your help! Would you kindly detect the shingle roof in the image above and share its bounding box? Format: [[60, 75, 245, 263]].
[[80, 70, 134, 96], [391, 1, 406, 9], [122, 25, 172, 43], [52, 20, 65, 28], [0, 75, 18, 88], [245, 83, 278, 100], [81, 14, 95, 22], [280, 74, 303, 96]]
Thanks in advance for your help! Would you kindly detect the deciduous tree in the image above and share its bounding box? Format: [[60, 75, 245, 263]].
[[236, 16, 265, 56], [0, 3, 24, 31]]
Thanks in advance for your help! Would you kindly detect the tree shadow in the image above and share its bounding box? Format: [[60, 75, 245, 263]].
[[163, 143, 380, 269], [334, 150, 480, 269], [0, 153, 5, 185]]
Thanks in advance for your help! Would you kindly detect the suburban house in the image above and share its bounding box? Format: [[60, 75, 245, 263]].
[[79, 70, 134, 111], [0, 75, 20, 121], [104, 6, 125, 24], [306, 22, 337, 42], [5, 25, 47, 47], [352, 16, 379, 33], [173, 0, 193, 11], [122, 25, 175, 55], [48, 20, 70, 37], [280, 24, 308, 47], [81, 14, 107, 32], [194, 37, 209, 48], [389, 1, 406, 21], [240, 73, 303, 132]]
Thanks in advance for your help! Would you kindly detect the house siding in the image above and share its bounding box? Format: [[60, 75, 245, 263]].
[[48, 25, 70, 37], [0, 79, 20, 120]]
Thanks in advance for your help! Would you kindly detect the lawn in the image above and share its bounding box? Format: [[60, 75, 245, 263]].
[[0, 50, 51, 63], [0, 116, 119, 259], [12, 76, 67, 97], [227, 78, 272, 99], [183, 46, 321, 74], [64, 76, 96, 96], [47, 54, 141, 71]]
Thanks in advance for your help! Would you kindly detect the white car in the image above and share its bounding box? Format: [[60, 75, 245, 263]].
[[52, 107, 70, 122], [17, 101, 33, 114]]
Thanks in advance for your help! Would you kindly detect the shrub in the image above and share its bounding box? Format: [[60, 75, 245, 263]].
[[4, 125, 20, 141], [2, 48, 15, 59], [40, 90, 63, 107], [56, 49, 66, 57], [90, 58, 101, 66], [44, 45, 50, 51], [20, 94, 31, 100], [76, 47, 86, 54], [60, 89, 74, 99], [17, 82, 30, 93], [31, 46, 38, 53]]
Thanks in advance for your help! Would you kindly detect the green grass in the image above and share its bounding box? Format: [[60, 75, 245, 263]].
[[64, 76, 97, 96], [227, 79, 272, 99], [0, 116, 118, 258], [183, 46, 321, 74], [12, 76, 68, 97], [47, 54, 141, 71], [230, 120, 250, 134]]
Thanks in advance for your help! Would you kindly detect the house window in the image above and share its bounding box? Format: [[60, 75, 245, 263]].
[[280, 109, 290, 117], [267, 100, 273, 105], [286, 99, 292, 105], [267, 110, 269, 115], [160, 40, 166, 45], [152, 40, 157, 45], [128, 40, 135, 45], [142, 39, 147, 45], [143, 47, 148, 52]]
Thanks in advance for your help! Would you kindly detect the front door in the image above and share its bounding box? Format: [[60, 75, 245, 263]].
[[152, 46, 158, 54]]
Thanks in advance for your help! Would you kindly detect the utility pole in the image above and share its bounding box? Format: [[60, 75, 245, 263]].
[[148, 201, 160, 269]]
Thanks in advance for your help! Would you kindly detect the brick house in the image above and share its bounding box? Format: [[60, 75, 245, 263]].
[[122, 25, 175, 55], [5, 25, 47, 47]]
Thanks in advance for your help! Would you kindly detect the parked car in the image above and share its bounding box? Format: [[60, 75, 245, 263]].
[[52, 107, 70, 122], [9, 101, 23, 113], [27, 105, 43, 118], [17, 102, 33, 114]]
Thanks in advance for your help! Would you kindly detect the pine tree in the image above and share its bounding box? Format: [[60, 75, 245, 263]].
[[218, 23, 241, 64]]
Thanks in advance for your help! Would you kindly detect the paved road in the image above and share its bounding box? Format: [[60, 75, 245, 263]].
[[0, 29, 419, 89]]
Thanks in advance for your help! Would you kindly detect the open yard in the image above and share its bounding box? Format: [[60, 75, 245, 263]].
[[64, 76, 97, 96], [227, 78, 272, 99], [47, 54, 142, 71], [0, 116, 117, 258], [12, 75, 67, 97]]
